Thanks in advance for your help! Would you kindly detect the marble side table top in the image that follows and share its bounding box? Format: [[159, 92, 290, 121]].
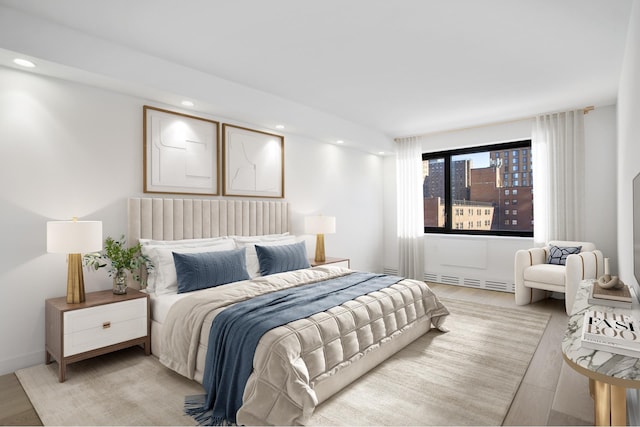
[[562, 280, 640, 387]]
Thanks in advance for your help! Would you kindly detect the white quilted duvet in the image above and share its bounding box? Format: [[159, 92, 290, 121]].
[[160, 266, 449, 425]]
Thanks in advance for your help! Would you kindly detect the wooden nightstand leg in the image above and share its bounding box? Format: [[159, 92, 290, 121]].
[[45, 351, 51, 365], [144, 336, 151, 356], [58, 361, 66, 383]]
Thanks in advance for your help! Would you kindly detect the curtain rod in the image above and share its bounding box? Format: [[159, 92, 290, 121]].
[[394, 105, 595, 142]]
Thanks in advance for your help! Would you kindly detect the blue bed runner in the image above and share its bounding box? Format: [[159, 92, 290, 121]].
[[185, 271, 403, 425]]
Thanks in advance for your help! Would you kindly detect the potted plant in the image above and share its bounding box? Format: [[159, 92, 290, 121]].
[[84, 235, 153, 294]]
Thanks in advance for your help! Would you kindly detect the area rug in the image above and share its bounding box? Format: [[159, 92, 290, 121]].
[[17, 298, 549, 426]]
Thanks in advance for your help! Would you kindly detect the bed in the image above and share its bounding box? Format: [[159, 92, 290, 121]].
[[128, 197, 449, 425]]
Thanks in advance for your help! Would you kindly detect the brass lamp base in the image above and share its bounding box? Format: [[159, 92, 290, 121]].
[[66, 253, 86, 304], [315, 233, 326, 263]]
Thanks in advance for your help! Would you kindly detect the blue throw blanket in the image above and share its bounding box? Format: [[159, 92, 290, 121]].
[[185, 272, 403, 425]]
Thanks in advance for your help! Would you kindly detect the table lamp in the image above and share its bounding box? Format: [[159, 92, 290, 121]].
[[47, 218, 103, 303], [305, 215, 336, 263]]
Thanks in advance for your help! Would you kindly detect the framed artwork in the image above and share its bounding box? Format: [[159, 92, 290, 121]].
[[222, 124, 284, 198], [143, 106, 220, 195]]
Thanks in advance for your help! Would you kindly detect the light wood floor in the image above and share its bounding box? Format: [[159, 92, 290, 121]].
[[429, 283, 593, 426], [0, 283, 592, 426]]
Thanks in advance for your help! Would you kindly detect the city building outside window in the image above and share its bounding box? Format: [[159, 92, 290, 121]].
[[421, 140, 532, 237]]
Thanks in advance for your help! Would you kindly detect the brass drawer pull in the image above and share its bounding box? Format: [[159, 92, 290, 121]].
[[102, 321, 111, 329]]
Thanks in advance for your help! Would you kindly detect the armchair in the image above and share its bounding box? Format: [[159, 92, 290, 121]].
[[514, 240, 604, 315]]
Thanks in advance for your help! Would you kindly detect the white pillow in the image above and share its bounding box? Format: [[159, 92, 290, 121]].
[[142, 239, 236, 294], [233, 235, 297, 278]]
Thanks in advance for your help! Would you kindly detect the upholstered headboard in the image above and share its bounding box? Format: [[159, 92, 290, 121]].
[[128, 198, 290, 242]]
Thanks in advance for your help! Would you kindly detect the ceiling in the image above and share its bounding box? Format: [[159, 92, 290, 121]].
[[0, 0, 633, 148]]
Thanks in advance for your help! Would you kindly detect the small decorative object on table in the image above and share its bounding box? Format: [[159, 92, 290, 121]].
[[596, 257, 624, 289], [84, 235, 154, 294], [588, 281, 633, 308]]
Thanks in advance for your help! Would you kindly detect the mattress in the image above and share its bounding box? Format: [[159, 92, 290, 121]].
[[157, 266, 449, 425]]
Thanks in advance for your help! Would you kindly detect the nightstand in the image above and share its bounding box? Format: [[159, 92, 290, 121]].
[[309, 257, 350, 268], [45, 289, 150, 382]]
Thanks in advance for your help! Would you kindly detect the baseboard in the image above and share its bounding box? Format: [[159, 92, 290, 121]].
[[0, 350, 45, 376]]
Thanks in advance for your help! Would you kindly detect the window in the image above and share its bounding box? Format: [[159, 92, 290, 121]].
[[505, 209, 510, 215], [422, 139, 533, 237], [513, 209, 518, 215], [512, 220, 518, 225]]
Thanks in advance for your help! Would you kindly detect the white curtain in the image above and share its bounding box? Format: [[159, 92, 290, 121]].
[[531, 110, 585, 245], [396, 136, 425, 279]]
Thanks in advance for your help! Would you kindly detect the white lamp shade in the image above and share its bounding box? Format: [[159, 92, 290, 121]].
[[305, 215, 336, 235], [47, 220, 103, 254]]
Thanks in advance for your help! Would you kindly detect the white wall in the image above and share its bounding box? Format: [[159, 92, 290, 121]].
[[0, 66, 385, 375], [383, 107, 618, 289], [617, 0, 640, 294], [616, 2, 640, 421]]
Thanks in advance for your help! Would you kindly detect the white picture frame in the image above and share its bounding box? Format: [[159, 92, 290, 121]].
[[143, 106, 219, 195], [222, 124, 284, 198]]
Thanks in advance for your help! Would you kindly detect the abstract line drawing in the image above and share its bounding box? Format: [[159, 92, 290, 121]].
[[222, 124, 284, 198]]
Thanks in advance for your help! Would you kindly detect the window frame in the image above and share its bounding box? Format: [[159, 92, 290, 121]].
[[421, 139, 533, 237]]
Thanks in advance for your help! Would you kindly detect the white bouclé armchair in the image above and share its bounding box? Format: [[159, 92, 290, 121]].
[[514, 240, 604, 315]]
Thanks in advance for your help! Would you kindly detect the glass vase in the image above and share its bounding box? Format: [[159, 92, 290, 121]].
[[113, 269, 128, 295]]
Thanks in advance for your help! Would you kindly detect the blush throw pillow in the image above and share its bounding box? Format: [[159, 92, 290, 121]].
[[255, 241, 311, 276], [547, 245, 582, 265], [173, 248, 250, 294]]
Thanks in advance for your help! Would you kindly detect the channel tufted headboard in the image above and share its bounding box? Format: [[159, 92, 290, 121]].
[[128, 198, 290, 243]]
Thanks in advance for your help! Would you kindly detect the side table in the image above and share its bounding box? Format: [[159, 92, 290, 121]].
[[45, 289, 150, 382], [562, 280, 640, 425]]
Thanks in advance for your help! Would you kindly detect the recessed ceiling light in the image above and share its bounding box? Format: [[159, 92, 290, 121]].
[[275, 125, 285, 130], [378, 151, 385, 155], [13, 58, 35, 68], [336, 140, 344, 144], [181, 100, 194, 107]]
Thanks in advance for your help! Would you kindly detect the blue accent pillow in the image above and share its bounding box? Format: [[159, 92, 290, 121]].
[[173, 248, 250, 293], [255, 241, 311, 276], [547, 245, 581, 265]]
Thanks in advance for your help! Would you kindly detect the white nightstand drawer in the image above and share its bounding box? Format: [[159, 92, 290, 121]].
[[63, 298, 146, 334], [64, 316, 147, 357]]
